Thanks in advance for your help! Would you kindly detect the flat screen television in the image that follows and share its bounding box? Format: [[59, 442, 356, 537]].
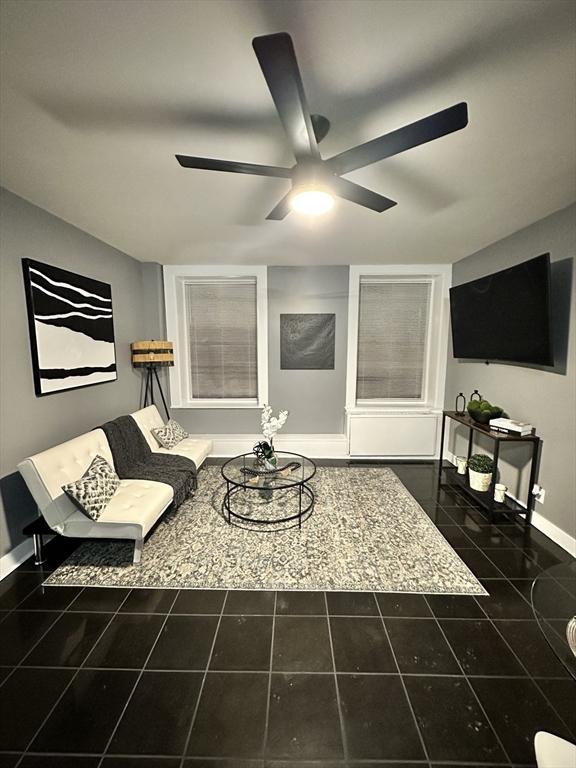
[[449, 253, 553, 366]]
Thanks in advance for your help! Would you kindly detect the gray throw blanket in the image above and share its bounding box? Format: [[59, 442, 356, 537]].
[[100, 415, 197, 509]]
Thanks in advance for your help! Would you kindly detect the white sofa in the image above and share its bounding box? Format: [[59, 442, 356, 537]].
[[131, 405, 213, 468], [18, 429, 172, 564], [17, 414, 212, 564]]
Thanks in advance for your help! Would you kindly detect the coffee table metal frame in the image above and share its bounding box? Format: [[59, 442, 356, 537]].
[[531, 559, 576, 680], [221, 451, 316, 530]]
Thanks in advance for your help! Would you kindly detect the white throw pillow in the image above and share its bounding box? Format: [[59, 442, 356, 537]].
[[62, 455, 120, 520], [152, 419, 188, 449]]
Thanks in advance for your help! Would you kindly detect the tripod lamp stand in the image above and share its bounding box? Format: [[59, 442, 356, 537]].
[[131, 340, 174, 421]]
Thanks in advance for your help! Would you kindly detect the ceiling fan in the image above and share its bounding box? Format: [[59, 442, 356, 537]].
[[176, 32, 468, 219]]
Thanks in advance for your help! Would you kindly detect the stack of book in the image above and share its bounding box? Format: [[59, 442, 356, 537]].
[[489, 417, 534, 436]]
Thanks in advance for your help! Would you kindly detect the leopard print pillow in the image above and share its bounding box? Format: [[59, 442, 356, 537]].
[[62, 455, 120, 520], [151, 419, 188, 449]]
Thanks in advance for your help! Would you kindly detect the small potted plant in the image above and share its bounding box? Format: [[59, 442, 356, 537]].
[[467, 454, 495, 492]]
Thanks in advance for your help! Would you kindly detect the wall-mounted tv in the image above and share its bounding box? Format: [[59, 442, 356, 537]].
[[449, 254, 553, 366]]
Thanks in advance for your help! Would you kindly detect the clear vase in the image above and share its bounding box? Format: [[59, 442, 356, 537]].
[[264, 439, 277, 470]]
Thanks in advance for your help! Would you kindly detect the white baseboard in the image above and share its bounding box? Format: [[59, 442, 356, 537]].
[[199, 432, 439, 461], [1, 538, 35, 579], [196, 433, 349, 459], [529, 509, 576, 557], [443, 450, 576, 556]]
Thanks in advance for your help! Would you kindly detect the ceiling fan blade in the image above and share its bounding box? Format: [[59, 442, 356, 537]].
[[311, 114, 330, 143], [331, 177, 397, 213], [252, 33, 320, 161], [266, 192, 292, 221], [175, 155, 292, 178], [327, 102, 469, 175]]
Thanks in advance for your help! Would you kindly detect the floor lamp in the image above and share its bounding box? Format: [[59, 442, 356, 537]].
[[131, 340, 174, 421]]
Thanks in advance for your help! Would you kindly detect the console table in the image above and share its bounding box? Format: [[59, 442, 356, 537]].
[[437, 410, 541, 526]]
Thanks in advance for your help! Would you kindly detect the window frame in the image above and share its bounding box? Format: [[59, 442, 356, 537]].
[[346, 265, 452, 411], [164, 265, 268, 409]]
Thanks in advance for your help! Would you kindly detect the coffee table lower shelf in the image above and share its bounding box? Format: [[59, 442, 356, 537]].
[[223, 483, 315, 530]]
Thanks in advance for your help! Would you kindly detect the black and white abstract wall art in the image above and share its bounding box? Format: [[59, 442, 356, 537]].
[[22, 259, 117, 396], [280, 313, 336, 370]]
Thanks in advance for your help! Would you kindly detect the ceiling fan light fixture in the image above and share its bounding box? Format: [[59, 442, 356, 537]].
[[176, 33, 468, 221], [290, 187, 334, 215]]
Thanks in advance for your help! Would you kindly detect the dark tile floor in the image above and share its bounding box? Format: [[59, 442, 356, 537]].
[[1, 462, 574, 767]]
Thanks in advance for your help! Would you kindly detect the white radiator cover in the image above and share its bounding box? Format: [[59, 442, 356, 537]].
[[347, 411, 440, 457]]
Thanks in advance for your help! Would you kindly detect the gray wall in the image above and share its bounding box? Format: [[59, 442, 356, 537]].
[[445, 204, 576, 540], [172, 266, 349, 435], [0, 189, 146, 558], [140, 262, 166, 339], [267, 266, 348, 433]]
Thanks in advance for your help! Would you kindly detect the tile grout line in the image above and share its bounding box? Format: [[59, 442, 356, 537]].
[[94, 588, 182, 768], [440, 504, 519, 542], [0, 611, 558, 622], [323, 591, 349, 763], [454, 551, 512, 583], [261, 590, 277, 759], [480, 548, 545, 580], [422, 595, 514, 767], [2, 662, 571, 679], [14, 586, 133, 768], [178, 589, 229, 767], [1, 750, 516, 766], [471, 574, 537, 618], [0, 583, 83, 689], [531, 677, 576, 742], [440, 500, 564, 573], [473, 595, 576, 741], [374, 593, 432, 768], [0, 574, 48, 616]]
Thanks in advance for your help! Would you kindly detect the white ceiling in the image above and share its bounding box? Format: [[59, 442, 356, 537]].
[[1, 0, 575, 265]]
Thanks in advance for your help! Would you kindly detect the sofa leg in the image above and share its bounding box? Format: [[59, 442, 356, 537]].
[[133, 538, 143, 564], [32, 534, 47, 566]]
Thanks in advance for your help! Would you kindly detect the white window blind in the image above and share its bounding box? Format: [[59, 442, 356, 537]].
[[356, 279, 431, 400], [185, 279, 258, 400]]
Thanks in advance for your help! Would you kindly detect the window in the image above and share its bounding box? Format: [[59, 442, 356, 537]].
[[186, 280, 257, 399], [346, 266, 451, 409], [357, 279, 431, 400], [164, 266, 267, 408]]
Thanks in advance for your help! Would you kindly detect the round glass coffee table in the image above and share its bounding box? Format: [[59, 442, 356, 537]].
[[221, 451, 316, 530], [531, 558, 576, 679]]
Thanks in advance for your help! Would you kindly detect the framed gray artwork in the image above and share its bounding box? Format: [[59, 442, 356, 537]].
[[280, 313, 335, 370]]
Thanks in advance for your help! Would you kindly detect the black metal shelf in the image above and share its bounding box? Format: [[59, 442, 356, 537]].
[[442, 465, 526, 518], [438, 410, 541, 527]]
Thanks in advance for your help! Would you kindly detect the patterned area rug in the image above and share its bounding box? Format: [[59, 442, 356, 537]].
[[45, 466, 486, 594]]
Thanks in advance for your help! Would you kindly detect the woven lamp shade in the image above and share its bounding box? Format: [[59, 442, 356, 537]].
[[131, 340, 174, 368]]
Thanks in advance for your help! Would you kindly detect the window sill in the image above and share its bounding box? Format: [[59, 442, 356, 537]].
[[346, 405, 441, 415], [172, 400, 264, 410]]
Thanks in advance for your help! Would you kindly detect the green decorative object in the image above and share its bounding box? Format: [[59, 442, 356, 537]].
[[467, 398, 504, 424], [467, 454, 495, 473]]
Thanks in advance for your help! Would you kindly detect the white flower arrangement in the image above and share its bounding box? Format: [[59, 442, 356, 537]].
[[261, 403, 289, 445]]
